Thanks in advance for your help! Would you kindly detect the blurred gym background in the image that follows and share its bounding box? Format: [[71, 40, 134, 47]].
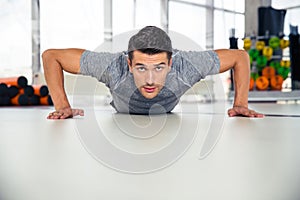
[[1, 0, 300, 101]]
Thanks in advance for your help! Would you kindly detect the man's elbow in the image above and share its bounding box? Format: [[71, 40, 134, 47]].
[[230, 49, 250, 70], [237, 49, 250, 63], [42, 49, 57, 63]]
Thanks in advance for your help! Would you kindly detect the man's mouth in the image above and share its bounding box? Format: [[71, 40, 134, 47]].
[[143, 86, 156, 93]]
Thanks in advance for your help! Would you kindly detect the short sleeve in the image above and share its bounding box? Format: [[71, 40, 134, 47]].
[[171, 50, 220, 87], [80, 50, 125, 87]]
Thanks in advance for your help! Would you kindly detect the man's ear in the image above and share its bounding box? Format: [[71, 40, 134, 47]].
[[168, 58, 172, 71], [127, 58, 133, 73]]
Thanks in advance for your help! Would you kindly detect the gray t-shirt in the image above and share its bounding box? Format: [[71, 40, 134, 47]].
[[80, 49, 220, 114]]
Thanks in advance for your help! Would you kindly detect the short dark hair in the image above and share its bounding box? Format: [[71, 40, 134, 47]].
[[128, 26, 172, 53], [128, 48, 172, 65]]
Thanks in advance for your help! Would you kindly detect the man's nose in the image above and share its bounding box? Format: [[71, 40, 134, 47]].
[[145, 70, 155, 85]]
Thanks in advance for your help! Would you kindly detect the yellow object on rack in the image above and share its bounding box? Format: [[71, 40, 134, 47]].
[[256, 41, 265, 51], [262, 46, 273, 60], [280, 39, 290, 49], [280, 59, 291, 68], [243, 38, 252, 50]]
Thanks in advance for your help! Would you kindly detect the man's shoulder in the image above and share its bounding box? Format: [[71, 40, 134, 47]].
[[81, 50, 129, 87], [85, 50, 128, 72], [86, 50, 125, 61], [171, 49, 218, 68], [172, 49, 216, 58]]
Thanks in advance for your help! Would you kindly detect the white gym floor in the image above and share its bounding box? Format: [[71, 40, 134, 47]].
[[0, 76, 300, 200], [1, 92, 300, 200]]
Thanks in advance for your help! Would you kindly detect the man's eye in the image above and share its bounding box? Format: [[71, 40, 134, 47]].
[[156, 66, 165, 71], [137, 67, 146, 72]]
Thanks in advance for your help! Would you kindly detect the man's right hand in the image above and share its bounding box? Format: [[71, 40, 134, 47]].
[[47, 107, 84, 119]]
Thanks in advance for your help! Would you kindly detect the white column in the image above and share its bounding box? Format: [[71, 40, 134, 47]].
[[133, 0, 136, 29], [32, 0, 40, 83], [160, 0, 169, 32], [104, 0, 113, 41], [205, 0, 214, 50]]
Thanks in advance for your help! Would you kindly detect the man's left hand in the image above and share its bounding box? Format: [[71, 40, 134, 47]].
[[228, 106, 264, 118]]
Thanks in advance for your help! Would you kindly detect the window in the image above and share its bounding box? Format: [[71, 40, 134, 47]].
[[169, 1, 206, 49], [40, 0, 104, 51], [168, 0, 245, 49], [135, 0, 161, 29], [0, 0, 245, 79], [112, 0, 134, 35], [0, 0, 31, 78], [214, 11, 245, 49], [213, 0, 245, 49], [214, 0, 245, 13]]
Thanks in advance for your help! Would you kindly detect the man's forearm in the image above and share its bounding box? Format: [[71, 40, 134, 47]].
[[42, 50, 71, 111], [216, 49, 250, 107], [232, 50, 250, 108]]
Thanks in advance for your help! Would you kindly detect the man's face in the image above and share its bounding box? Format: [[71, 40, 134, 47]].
[[128, 50, 172, 99]]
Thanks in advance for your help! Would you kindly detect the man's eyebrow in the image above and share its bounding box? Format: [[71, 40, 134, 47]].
[[155, 62, 167, 66], [135, 63, 146, 66], [134, 62, 167, 66]]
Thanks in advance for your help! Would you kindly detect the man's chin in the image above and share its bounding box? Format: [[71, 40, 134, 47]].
[[141, 92, 159, 99]]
